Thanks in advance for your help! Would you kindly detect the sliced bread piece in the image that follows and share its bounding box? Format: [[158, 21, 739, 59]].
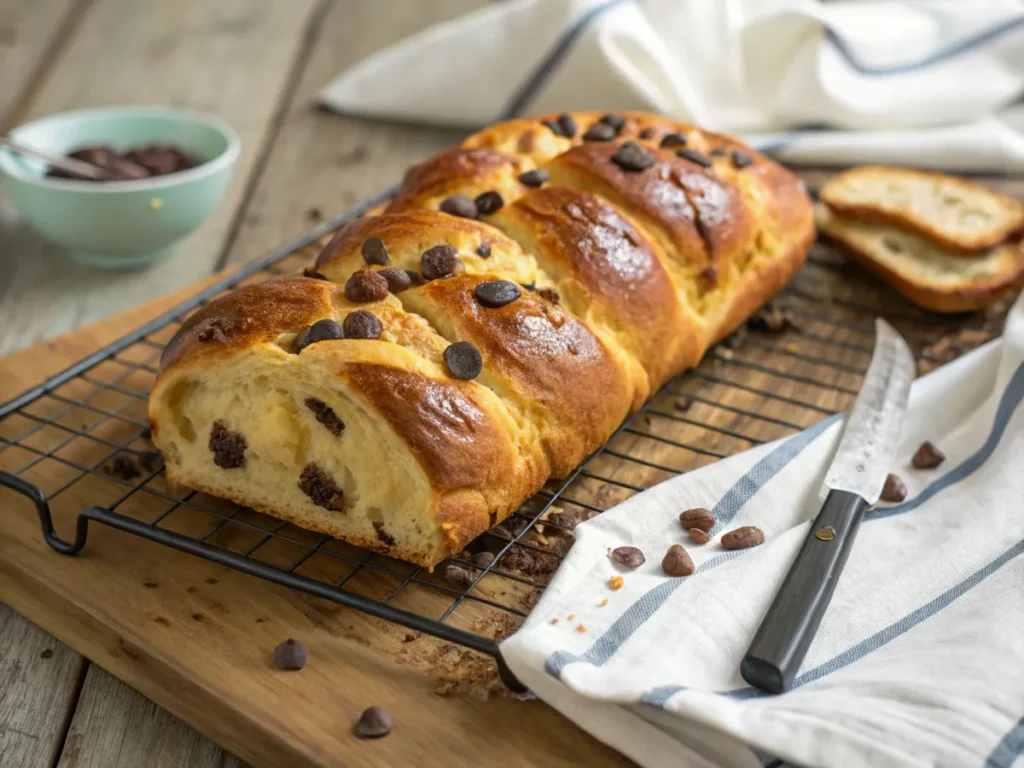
[[820, 166, 1024, 253], [815, 203, 1024, 313]]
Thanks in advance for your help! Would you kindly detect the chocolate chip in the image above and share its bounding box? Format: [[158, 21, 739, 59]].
[[881, 473, 907, 502], [209, 421, 246, 469], [583, 122, 616, 142], [662, 544, 695, 576], [721, 526, 764, 550], [732, 150, 754, 169], [361, 237, 389, 266], [675, 397, 694, 412], [476, 242, 491, 258], [443, 341, 483, 380], [638, 127, 656, 140], [421, 244, 460, 280], [536, 287, 560, 305], [40, 649, 53, 659], [557, 113, 578, 138], [342, 310, 382, 340], [677, 148, 712, 168], [356, 706, 393, 739], [611, 546, 645, 569], [444, 563, 475, 588], [141, 427, 152, 441], [298, 463, 345, 511], [518, 169, 548, 187], [912, 441, 945, 469], [700, 265, 718, 287], [679, 507, 714, 533], [747, 303, 798, 333], [439, 194, 478, 219], [520, 282, 537, 292], [378, 267, 412, 293], [659, 132, 687, 149], [272, 638, 307, 670], [470, 551, 495, 569], [292, 327, 312, 353], [308, 319, 345, 345], [474, 191, 504, 215], [302, 266, 327, 280], [345, 270, 389, 303], [541, 119, 564, 137], [105, 455, 141, 481], [599, 113, 626, 132], [373, 520, 395, 546], [305, 398, 344, 436], [475, 280, 521, 308], [611, 141, 655, 172], [689, 528, 710, 544], [710, 147, 727, 156], [306, 207, 322, 222]]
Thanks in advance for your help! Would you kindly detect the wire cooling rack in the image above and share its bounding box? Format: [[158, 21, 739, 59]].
[[0, 184, 1015, 692]]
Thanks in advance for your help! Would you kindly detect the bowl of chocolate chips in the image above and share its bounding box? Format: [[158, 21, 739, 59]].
[[0, 105, 240, 268]]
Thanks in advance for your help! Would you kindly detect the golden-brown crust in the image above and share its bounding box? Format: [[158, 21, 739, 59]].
[[385, 147, 526, 214], [408, 273, 633, 476]]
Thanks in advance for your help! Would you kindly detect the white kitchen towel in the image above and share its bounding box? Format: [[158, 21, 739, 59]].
[[319, 0, 1024, 172], [499, 291, 1024, 768]]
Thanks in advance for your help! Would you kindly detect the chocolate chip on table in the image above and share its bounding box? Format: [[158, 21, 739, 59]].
[[476, 242, 491, 258], [611, 141, 655, 172], [541, 119, 565, 137], [342, 310, 383, 340], [675, 397, 694, 412], [474, 190, 504, 215], [298, 463, 345, 511], [582, 122, 616, 142], [611, 546, 645, 569], [912, 441, 945, 469], [444, 563, 475, 588], [443, 341, 483, 380], [475, 280, 521, 308], [557, 113, 578, 138], [439, 194, 478, 219], [420, 244, 460, 280], [638, 127, 656, 140], [536, 287, 560, 305], [378, 267, 413, 293], [881, 473, 907, 502], [659, 132, 687, 149], [356, 706, 393, 739], [304, 398, 345, 436], [209, 421, 246, 469], [721, 526, 764, 550], [599, 113, 626, 132], [662, 544, 695, 576], [470, 551, 495, 569], [361, 237, 389, 265], [689, 528, 711, 544], [679, 507, 714, 533], [747, 302, 797, 333], [731, 150, 754, 169], [345, 270, 389, 303], [709, 147, 727, 156], [373, 520, 396, 546], [518, 169, 549, 188], [677, 148, 712, 168], [105, 455, 141, 481], [272, 638, 308, 671]]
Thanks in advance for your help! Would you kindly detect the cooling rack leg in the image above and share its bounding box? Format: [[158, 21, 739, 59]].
[[0, 471, 90, 555], [495, 652, 528, 694]]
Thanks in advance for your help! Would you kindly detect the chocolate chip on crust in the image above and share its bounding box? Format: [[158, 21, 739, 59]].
[[361, 237, 389, 265], [342, 310, 383, 340], [536, 286, 560, 305], [476, 241, 491, 258], [378, 267, 413, 293], [439, 194, 478, 219], [541, 119, 565, 137], [582, 122, 616, 142], [659, 132, 687, 149], [474, 190, 504, 215], [420, 244, 460, 280], [304, 398, 345, 436], [731, 150, 754, 169], [556, 113, 578, 138], [443, 341, 483, 380], [518, 169, 548, 188], [298, 463, 345, 512], [611, 141, 655, 172], [373, 520, 395, 546], [677, 148, 712, 168], [599, 113, 626, 132], [209, 421, 246, 469], [345, 270, 389, 303], [474, 280, 521, 309]]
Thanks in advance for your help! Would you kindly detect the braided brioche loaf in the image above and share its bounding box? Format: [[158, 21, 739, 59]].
[[149, 112, 814, 566]]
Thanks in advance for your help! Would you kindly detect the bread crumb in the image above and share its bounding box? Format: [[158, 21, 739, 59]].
[[599, 598, 609, 606], [609, 575, 624, 590], [576, 624, 587, 633], [567, 613, 575, 620], [784, 343, 800, 354], [549, 618, 558, 625]]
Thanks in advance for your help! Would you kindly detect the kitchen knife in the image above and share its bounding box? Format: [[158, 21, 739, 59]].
[[740, 318, 915, 694]]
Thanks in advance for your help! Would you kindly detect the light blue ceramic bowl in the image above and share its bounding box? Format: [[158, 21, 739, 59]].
[[0, 106, 240, 269]]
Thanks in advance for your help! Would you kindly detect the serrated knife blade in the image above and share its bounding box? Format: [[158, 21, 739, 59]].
[[824, 318, 916, 504]]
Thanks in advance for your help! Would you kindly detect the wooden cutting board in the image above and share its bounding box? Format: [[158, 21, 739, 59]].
[[0, 272, 632, 768]]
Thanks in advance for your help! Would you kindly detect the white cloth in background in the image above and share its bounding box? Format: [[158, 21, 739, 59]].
[[319, 0, 1024, 172], [499, 290, 1024, 768]]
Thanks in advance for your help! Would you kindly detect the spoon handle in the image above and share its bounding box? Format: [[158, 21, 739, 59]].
[[0, 136, 106, 180]]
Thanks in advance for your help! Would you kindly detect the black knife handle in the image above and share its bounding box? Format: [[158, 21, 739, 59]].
[[740, 488, 869, 694]]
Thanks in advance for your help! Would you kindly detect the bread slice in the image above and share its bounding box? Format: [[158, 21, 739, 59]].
[[820, 166, 1024, 253], [816, 204, 1024, 313]]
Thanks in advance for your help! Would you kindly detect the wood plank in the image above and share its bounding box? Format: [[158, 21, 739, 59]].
[[223, 0, 479, 266], [0, 604, 85, 768], [0, 0, 81, 128], [56, 665, 229, 768], [0, 0, 321, 358]]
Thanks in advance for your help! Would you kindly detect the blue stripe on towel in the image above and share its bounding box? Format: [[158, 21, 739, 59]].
[[545, 414, 839, 678], [498, 0, 627, 119], [986, 716, 1024, 768]]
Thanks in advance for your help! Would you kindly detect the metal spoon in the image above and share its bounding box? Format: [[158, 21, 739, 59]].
[[0, 135, 107, 180]]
